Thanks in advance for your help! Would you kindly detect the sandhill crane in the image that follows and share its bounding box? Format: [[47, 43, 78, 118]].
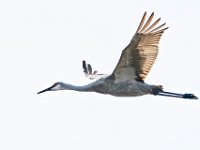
[[38, 12, 198, 99]]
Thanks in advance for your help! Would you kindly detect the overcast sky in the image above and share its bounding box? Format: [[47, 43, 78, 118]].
[[0, 0, 200, 150]]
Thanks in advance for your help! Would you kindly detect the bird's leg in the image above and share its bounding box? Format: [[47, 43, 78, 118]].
[[151, 85, 198, 99], [156, 91, 198, 100]]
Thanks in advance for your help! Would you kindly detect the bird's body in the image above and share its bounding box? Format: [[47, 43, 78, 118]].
[[81, 77, 153, 97], [38, 12, 198, 99]]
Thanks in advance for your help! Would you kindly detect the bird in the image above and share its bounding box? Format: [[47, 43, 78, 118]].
[[38, 12, 198, 99]]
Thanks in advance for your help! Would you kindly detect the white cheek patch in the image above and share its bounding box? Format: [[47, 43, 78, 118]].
[[52, 84, 61, 90]]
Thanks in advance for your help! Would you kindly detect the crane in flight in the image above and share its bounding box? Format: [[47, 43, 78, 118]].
[[38, 12, 198, 99]]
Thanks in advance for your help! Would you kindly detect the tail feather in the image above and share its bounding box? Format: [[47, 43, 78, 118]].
[[157, 91, 198, 100]]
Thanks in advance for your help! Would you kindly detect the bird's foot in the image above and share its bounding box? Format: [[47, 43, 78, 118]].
[[182, 94, 198, 99]]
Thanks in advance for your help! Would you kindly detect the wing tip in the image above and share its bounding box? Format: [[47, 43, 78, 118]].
[[137, 12, 168, 34], [82, 60, 87, 74]]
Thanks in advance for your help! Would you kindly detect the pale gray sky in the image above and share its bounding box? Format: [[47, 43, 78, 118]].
[[0, 0, 200, 150]]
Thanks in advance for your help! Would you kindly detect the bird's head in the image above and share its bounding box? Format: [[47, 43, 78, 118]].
[[37, 82, 64, 94]]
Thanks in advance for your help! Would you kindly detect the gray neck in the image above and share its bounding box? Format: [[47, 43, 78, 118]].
[[62, 83, 93, 92]]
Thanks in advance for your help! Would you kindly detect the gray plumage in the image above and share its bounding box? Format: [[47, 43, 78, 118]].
[[38, 12, 198, 99]]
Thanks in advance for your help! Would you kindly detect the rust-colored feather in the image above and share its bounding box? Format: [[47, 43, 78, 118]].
[[111, 12, 168, 82], [144, 18, 161, 33], [139, 12, 154, 33], [136, 12, 147, 33]]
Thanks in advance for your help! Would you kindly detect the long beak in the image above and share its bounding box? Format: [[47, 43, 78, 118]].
[[37, 87, 51, 94]]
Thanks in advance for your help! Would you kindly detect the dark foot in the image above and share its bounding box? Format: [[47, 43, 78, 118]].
[[183, 94, 198, 99]]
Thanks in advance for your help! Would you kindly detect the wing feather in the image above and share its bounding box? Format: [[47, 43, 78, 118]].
[[136, 12, 147, 33], [110, 12, 168, 82], [144, 18, 160, 33]]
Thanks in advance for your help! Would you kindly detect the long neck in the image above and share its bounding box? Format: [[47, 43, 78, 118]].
[[62, 83, 94, 92]]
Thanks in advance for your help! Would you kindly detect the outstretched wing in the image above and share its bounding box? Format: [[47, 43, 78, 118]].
[[82, 60, 108, 80], [110, 12, 168, 82]]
